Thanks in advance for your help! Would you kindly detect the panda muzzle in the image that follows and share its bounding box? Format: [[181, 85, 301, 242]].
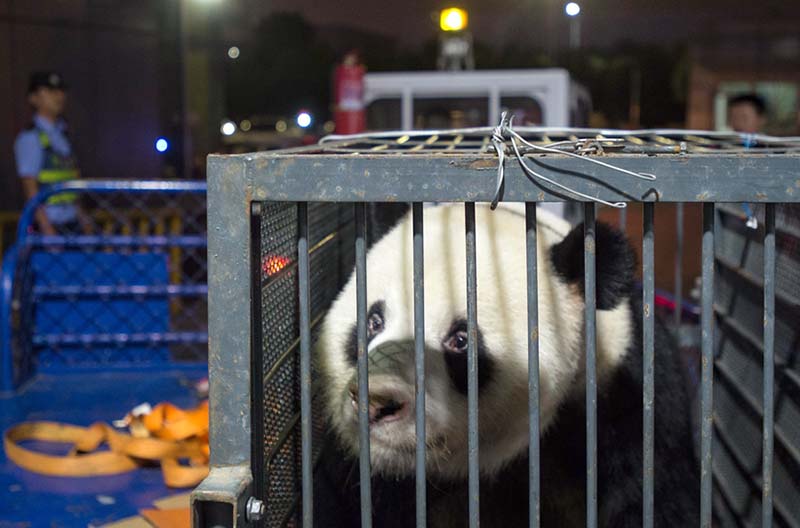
[[346, 340, 416, 425]]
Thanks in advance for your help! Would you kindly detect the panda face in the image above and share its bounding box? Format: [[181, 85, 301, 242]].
[[316, 203, 633, 480]]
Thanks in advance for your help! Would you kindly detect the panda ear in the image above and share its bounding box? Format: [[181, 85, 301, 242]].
[[549, 221, 636, 310]]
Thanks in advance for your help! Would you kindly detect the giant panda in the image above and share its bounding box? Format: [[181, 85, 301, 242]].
[[312, 202, 699, 527]]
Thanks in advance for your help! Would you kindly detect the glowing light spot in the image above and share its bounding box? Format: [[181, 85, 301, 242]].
[[565, 2, 581, 16], [221, 120, 236, 136], [263, 255, 292, 276], [440, 8, 468, 31], [296, 112, 312, 128], [155, 138, 169, 152], [227, 46, 240, 59]]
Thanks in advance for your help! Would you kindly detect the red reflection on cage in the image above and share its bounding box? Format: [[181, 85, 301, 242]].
[[262, 255, 292, 276]]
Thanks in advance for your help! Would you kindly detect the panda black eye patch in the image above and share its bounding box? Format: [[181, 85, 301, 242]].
[[442, 319, 494, 395], [345, 300, 385, 364], [367, 311, 384, 338]]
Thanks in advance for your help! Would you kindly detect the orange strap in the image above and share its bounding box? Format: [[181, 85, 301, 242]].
[[3, 401, 209, 488]]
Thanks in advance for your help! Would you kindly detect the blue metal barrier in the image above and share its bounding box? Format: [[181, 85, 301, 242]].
[[0, 180, 208, 393], [1, 243, 21, 390]]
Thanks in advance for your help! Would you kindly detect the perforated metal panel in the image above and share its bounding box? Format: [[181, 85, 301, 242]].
[[713, 204, 800, 528], [252, 203, 355, 527]]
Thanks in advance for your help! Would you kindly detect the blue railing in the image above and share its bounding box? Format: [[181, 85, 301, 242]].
[[0, 180, 208, 392]]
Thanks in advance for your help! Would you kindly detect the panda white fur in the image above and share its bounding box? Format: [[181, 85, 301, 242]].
[[313, 203, 698, 527]]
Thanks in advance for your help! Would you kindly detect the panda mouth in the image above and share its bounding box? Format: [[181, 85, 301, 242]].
[[371, 400, 407, 424], [348, 390, 411, 426]]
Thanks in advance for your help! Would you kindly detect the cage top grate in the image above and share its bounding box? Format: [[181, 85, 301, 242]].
[[263, 128, 800, 157]]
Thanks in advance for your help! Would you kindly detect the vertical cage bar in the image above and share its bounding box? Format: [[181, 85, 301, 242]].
[[762, 204, 776, 528], [249, 203, 265, 511], [642, 203, 655, 528], [700, 202, 715, 528], [355, 203, 373, 528], [584, 202, 597, 528], [619, 205, 627, 232], [674, 202, 684, 328], [298, 202, 313, 528], [413, 203, 427, 528], [465, 202, 480, 528], [526, 203, 540, 528]]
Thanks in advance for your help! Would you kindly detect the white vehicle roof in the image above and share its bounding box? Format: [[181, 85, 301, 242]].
[[364, 68, 575, 127]]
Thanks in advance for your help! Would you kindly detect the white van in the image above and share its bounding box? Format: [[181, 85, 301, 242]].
[[364, 68, 591, 131]]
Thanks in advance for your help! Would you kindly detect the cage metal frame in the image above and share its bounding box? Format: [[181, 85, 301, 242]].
[[192, 130, 800, 528]]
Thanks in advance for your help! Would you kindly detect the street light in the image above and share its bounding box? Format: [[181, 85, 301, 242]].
[[296, 112, 312, 128], [178, 0, 229, 178], [439, 8, 468, 32], [438, 8, 473, 70], [565, 2, 580, 16], [221, 120, 236, 136], [565, 2, 581, 49]]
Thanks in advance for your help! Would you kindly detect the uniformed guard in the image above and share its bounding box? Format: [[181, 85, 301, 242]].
[[14, 71, 81, 235]]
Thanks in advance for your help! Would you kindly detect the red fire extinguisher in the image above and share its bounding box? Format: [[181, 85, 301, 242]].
[[333, 51, 366, 134]]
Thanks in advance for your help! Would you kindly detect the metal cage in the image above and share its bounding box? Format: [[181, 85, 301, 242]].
[[193, 129, 800, 528]]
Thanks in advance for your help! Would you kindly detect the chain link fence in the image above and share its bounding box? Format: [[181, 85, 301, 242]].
[[0, 181, 207, 391]]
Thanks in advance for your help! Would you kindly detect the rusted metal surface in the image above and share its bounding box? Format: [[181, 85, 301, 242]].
[[317, 129, 800, 155], [192, 466, 253, 528], [228, 153, 800, 204], [206, 156, 252, 467]]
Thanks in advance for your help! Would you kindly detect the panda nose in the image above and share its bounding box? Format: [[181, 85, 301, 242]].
[[348, 386, 409, 425]]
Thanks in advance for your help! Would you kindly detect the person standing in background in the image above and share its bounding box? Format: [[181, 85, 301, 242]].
[[728, 93, 767, 134], [13, 71, 81, 235], [728, 93, 767, 229]]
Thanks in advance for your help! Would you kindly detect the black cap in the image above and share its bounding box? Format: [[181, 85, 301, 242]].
[[27, 71, 67, 94]]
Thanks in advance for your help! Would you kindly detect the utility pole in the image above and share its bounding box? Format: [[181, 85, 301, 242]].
[[179, 0, 193, 179], [565, 3, 581, 50], [437, 8, 474, 71]]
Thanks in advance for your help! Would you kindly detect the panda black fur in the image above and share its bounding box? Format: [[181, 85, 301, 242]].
[[313, 203, 698, 527]]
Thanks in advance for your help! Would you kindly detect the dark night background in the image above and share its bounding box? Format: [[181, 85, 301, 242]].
[[1, 0, 799, 211], [0, 4, 799, 524]]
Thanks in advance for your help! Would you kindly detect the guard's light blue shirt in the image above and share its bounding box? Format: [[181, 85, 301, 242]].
[[14, 114, 78, 224]]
